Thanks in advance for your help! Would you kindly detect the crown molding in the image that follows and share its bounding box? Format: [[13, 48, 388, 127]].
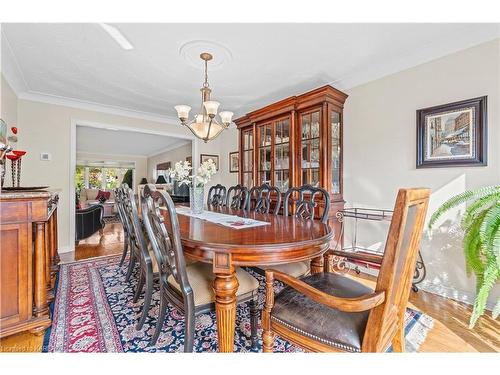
[[17, 90, 180, 125]]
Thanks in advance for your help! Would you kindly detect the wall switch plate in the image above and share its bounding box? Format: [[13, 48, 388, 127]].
[[40, 152, 51, 161]]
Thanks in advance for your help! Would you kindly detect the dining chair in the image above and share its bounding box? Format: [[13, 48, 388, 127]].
[[141, 184, 260, 351], [258, 184, 331, 278], [120, 185, 159, 330], [207, 183, 227, 207], [114, 186, 130, 267], [262, 188, 430, 353], [247, 183, 281, 215], [226, 184, 250, 209]]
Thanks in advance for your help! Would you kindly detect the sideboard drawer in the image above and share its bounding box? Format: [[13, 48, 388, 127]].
[[0, 202, 29, 223]]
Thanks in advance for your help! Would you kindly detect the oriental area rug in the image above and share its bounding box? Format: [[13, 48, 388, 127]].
[[43, 255, 433, 353]]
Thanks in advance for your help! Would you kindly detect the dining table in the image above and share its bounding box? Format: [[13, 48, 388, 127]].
[[161, 204, 333, 353]]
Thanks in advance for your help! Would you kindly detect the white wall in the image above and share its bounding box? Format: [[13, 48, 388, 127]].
[[343, 38, 500, 308], [76, 151, 148, 191], [218, 126, 240, 187], [146, 142, 192, 182]]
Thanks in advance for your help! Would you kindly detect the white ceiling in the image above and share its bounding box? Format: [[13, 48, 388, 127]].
[[76, 125, 190, 156], [2, 23, 500, 120]]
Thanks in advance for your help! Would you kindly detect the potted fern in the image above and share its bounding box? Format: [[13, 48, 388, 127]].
[[428, 185, 500, 327]]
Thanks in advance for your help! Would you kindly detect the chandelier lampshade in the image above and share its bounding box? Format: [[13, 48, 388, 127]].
[[174, 53, 233, 143]]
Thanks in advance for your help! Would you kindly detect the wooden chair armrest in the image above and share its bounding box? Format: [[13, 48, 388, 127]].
[[265, 269, 385, 313], [331, 249, 383, 265]]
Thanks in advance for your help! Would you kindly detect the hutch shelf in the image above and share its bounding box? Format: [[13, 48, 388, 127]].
[[235, 85, 348, 239]]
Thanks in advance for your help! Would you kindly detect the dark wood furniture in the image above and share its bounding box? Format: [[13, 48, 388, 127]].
[[207, 184, 227, 207], [114, 186, 130, 267], [262, 188, 430, 353], [225, 184, 249, 209], [235, 85, 347, 251], [118, 184, 157, 331], [142, 186, 259, 351], [248, 183, 281, 215], [159, 203, 332, 352], [0, 190, 59, 338]]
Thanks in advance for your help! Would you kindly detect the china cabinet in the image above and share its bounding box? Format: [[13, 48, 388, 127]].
[[235, 85, 347, 235]]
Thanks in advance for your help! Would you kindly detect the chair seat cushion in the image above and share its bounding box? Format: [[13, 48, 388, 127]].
[[167, 263, 259, 307], [259, 261, 310, 278], [271, 272, 373, 352]]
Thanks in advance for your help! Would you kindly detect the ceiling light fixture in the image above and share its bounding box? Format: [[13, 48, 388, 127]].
[[99, 23, 134, 50], [174, 53, 233, 143]]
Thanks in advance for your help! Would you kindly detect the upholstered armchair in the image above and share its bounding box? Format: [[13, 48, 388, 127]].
[[262, 188, 430, 353], [75, 204, 105, 245]]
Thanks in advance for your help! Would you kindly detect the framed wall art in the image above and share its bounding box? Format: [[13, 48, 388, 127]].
[[200, 154, 219, 170], [229, 151, 239, 173], [416, 96, 487, 168]]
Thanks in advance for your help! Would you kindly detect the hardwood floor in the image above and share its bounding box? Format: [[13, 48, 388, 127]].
[[1, 223, 498, 352]]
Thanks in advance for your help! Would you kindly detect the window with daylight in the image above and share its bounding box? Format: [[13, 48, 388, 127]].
[[75, 164, 134, 190]]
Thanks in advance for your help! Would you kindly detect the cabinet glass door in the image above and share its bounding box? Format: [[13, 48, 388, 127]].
[[258, 124, 272, 185], [274, 118, 290, 192], [331, 111, 341, 194], [242, 129, 254, 188], [300, 110, 321, 187]]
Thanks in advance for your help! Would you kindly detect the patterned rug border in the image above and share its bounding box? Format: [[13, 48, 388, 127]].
[[45, 255, 434, 353]]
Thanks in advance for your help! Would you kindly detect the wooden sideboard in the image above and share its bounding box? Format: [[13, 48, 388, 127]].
[[0, 190, 59, 338]]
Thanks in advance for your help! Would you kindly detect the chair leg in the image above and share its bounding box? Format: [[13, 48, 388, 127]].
[[184, 309, 195, 353], [150, 289, 167, 346], [249, 297, 259, 350], [392, 318, 405, 352], [262, 306, 275, 353], [119, 234, 129, 267], [125, 246, 136, 281], [136, 267, 153, 330], [133, 270, 144, 303], [262, 330, 275, 353]]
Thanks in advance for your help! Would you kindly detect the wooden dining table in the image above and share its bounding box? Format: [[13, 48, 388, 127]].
[[162, 205, 333, 353]]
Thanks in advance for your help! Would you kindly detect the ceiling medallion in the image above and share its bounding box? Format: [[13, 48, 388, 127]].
[[178, 40, 232, 71], [174, 52, 233, 143]]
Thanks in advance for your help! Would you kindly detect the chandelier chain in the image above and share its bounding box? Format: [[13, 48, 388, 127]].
[[203, 59, 209, 88]]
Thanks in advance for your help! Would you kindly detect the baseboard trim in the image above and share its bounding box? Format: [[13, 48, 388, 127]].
[[57, 245, 72, 254]]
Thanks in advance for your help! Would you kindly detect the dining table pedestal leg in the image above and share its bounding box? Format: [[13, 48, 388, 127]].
[[213, 268, 239, 353], [310, 255, 325, 274]]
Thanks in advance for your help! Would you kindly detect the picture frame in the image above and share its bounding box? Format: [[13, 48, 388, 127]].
[[416, 96, 487, 168], [185, 156, 192, 165], [200, 154, 219, 170], [229, 151, 239, 173]]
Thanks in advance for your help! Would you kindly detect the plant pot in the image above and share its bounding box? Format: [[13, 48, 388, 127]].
[[189, 186, 204, 214]]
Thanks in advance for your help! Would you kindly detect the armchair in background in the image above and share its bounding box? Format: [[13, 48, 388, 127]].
[[75, 204, 105, 245]]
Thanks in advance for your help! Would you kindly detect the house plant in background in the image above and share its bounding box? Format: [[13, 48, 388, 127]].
[[170, 158, 217, 214], [121, 169, 133, 188], [429, 185, 500, 327]]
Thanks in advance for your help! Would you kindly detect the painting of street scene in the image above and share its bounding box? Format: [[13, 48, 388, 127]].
[[425, 107, 475, 161]]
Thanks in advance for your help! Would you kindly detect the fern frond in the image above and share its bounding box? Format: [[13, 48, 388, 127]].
[[463, 210, 487, 278], [469, 260, 500, 328], [429, 185, 500, 229], [461, 193, 499, 229], [480, 204, 500, 264], [493, 229, 500, 271]]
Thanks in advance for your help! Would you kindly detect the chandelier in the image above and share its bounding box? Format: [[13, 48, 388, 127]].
[[174, 52, 233, 143]]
